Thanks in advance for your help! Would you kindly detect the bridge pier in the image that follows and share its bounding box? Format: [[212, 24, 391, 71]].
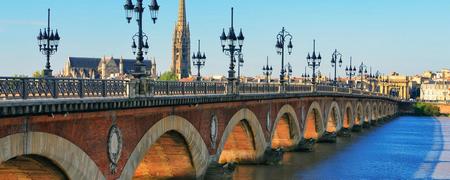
[[318, 131, 337, 143], [205, 147, 284, 178], [204, 161, 235, 179], [337, 128, 352, 137], [296, 138, 317, 152], [371, 120, 379, 126], [264, 148, 285, 165], [363, 121, 371, 128], [352, 124, 362, 132]]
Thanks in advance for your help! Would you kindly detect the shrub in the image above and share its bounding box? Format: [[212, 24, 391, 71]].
[[159, 71, 178, 81], [413, 102, 440, 116]]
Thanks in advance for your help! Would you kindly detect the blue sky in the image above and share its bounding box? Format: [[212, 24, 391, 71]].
[[0, 0, 449, 77]]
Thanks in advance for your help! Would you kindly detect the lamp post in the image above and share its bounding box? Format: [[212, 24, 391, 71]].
[[301, 66, 310, 85], [286, 63, 293, 84], [262, 56, 273, 83], [368, 67, 380, 92], [275, 27, 293, 85], [192, 40, 206, 81], [220, 7, 245, 83], [358, 62, 368, 90], [306, 40, 322, 85], [37, 9, 61, 78], [331, 49, 343, 86], [124, 0, 159, 78], [345, 57, 357, 88], [237, 52, 244, 84]]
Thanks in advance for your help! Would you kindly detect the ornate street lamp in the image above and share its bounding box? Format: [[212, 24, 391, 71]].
[[306, 40, 321, 85], [262, 56, 273, 83], [192, 40, 206, 81], [275, 27, 293, 84], [368, 67, 380, 92], [220, 7, 245, 82], [301, 66, 310, 85], [358, 62, 368, 90], [345, 56, 357, 88], [37, 9, 61, 78], [124, 0, 160, 78], [331, 49, 343, 86], [286, 63, 293, 84]]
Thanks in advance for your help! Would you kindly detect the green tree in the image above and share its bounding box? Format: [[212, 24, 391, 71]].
[[413, 102, 441, 116], [159, 71, 178, 81], [32, 70, 44, 78]]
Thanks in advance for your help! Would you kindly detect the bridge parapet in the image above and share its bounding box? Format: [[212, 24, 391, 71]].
[[0, 77, 400, 117], [1, 77, 391, 100], [0, 77, 128, 100]]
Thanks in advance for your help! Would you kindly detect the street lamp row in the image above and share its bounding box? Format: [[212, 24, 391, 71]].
[[36, 4, 381, 93]]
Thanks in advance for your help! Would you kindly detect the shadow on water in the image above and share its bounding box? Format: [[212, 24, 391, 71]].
[[232, 116, 443, 180]]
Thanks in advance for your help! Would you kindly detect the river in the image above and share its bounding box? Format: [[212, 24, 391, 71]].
[[232, 116, 450, 180]]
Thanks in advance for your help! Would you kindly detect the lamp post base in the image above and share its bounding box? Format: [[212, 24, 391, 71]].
[[43, 69, 53, 78], [132, 63, 147, 79], [226, 81, 237, 95]]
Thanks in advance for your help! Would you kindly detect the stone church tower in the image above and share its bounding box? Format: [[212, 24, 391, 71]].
[[171, 0, 191, 79]]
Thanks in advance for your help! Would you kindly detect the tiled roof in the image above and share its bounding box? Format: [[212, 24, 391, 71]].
[[68, 57, 101, 69], [68, 57, 151, 74]]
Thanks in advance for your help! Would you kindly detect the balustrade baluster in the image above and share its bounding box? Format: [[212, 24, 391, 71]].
[[52, 79, 59, 98], [165, 82, 169, 95], [21, 78, 28, 99], [78, 79, 84, 98], [101, 80, 107, 97], [181, 82, 185, 95], [193, 82, 197, 95]]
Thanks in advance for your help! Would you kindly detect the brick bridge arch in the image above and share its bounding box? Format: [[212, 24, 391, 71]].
[[270, 104, 302, 150], [120, 115, 209, 179], [365, 102, 372, 123], [378, 102, 384, 118], [355, 102, 364, 126], [0, 132, 104, 180], [342, 102, 354, 129], [372, 103, 379, 121], [216, 108, 266, 164], [304, 101, 325, 140], [324, 101, 342, 133]]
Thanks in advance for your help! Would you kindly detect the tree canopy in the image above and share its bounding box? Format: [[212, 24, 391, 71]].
[[159, 71, 178, 81]]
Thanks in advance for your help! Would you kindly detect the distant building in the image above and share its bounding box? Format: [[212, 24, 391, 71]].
[[420, 81, 449, 103], [171, 0, 191, 79], [379, 72, 410, 99], [61, 56, 156, 79]]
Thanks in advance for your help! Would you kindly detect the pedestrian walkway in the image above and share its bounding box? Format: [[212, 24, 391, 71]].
[[414, 117, 450, 179]]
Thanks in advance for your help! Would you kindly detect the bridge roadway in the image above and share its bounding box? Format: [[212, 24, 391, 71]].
[[0, 78, 400, 179]]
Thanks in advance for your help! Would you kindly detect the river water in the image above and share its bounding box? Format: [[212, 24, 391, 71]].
[[232, 116, 450, 180]]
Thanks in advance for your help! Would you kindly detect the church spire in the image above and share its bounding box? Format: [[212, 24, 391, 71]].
[[172, 0, 191, 79], [177, 0, 186, 26]]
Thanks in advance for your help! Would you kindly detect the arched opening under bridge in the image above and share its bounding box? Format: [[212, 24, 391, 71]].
[[0, 155, 68, 180]]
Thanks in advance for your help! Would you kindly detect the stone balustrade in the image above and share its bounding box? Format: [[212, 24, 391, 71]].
[[0, 77, 392, 101]]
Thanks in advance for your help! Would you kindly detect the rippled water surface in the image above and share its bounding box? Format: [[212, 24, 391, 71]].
[[232, 116, 450, 180]]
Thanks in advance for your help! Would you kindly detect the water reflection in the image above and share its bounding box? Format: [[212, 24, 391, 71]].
[[233, 117, 449, 180]]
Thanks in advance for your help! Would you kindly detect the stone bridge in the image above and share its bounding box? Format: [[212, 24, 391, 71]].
[[0, 78, 400, 179]]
